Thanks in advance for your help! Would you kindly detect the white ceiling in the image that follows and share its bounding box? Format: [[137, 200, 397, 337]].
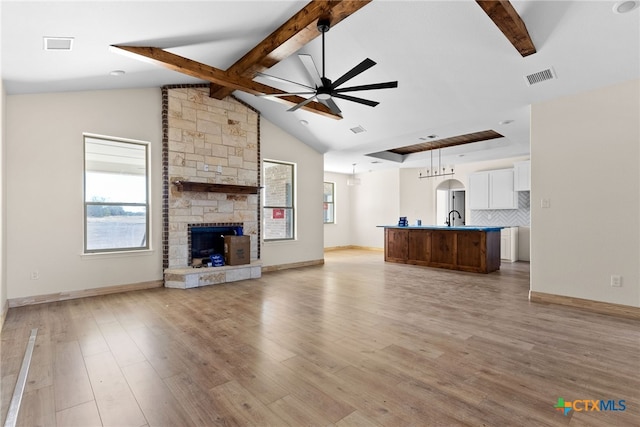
[[2, 1, 639, 174]]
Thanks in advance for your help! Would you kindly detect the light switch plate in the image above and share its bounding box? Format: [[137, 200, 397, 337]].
[[611, 275, 622, 287]]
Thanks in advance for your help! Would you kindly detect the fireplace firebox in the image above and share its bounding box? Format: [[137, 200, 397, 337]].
[[189, 224, 243, 266]]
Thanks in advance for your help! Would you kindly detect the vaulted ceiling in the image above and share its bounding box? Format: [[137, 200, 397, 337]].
[[2, 1, 639, 173]]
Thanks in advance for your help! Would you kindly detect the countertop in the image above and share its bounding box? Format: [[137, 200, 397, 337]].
[[377, 225, 504, 232]]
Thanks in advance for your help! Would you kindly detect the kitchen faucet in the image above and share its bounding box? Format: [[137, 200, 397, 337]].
[[447, 210, 462, 227]]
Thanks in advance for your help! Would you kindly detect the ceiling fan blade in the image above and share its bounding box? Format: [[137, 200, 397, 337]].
[[334, 81, 398, 93], [332, 93, 379, 107], [331, 58, 376, 89], [259, 92, 316, 98], [299, 54, 323, 88], [319, 98, 342, 115], [255, 72, 314, 90], [287, 95, 317, 112]]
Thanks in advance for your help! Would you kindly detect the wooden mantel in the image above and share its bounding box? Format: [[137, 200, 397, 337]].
[[173, 181, 260, 195]]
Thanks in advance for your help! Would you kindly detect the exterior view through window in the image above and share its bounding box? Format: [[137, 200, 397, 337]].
[[323, 182, 335, 223], [84, 135, 149, 253], [263, 160, 294, 240]]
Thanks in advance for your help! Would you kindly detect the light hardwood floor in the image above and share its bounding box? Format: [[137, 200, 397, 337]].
[[1, 249, 639, 426]]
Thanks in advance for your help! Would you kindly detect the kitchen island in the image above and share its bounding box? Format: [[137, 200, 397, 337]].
[[379, 225, 502, 273]]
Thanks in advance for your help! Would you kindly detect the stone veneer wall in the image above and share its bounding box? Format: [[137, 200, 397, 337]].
[[163, 85, 260, 269]]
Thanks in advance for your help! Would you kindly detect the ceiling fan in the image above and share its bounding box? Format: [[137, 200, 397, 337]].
[[258, 18, 398, 116]]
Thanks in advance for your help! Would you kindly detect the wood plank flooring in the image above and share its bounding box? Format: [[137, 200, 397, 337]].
[[1, 249, 639, 426]]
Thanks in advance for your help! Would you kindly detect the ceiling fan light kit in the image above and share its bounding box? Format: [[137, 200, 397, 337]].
[[260, 18, 398, 117]]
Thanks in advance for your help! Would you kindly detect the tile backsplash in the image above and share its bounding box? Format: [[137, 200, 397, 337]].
[[470, 191, 530, 226]]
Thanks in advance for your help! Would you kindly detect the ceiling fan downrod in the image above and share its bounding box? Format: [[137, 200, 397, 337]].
[[317, 18, 331, 79]]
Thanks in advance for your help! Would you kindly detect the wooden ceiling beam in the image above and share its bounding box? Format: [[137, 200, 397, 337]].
[[209, 0, 372, 99], [476, 0, 536, 57], [111, 45, 339, 119]]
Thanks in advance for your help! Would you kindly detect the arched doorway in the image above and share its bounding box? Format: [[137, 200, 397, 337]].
[[436, 179, 465, 226]]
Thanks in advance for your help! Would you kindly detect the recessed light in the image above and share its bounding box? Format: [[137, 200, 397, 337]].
[[299, 120, 309, 126], [109, 70, 126, 76], [613, 1, 638, 14], [499, 120, 514, 125]]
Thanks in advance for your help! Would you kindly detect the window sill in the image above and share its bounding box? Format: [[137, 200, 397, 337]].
[[264, 239, 297, 245], [81, 249, 156, 260]]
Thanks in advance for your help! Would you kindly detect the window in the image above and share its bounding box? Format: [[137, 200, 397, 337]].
[[323, 182, 335, 224], [263, 160, 294, 240], [84, 135, 149, 253]]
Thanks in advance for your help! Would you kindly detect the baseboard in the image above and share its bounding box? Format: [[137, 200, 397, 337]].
[[324, 245, 384, 252], [8, 280, 164, 308], [529, 291, 640, 320], [262, 259, 324, 273], [0, 299, 8, 331]]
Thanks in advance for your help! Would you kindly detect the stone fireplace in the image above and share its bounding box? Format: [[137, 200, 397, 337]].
[[162, 85, 261, 288]]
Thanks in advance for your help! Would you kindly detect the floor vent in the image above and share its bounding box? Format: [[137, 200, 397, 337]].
[[524, 68, 556, 86]]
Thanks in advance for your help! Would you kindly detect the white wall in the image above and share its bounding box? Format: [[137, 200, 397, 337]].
[[350, 168, 400, 249], [6, 89, 163, 301], [399, 168, 437, 225], [323, 171, 352, 248], [261, 118, 324, 266], [531, 79, 639, 308]]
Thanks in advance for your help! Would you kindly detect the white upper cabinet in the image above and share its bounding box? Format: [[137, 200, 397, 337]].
[[490, 169, 518, 209], [514, 160, 531, 191], [469, 169, 518, 210], [469, 171, 490, 209]]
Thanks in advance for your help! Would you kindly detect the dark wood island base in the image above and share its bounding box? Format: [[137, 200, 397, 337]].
[[382, 226, 502, 273]]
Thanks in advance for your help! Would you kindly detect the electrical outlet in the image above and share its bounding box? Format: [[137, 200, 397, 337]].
[[541, 198, 551, 208], [204, 164, 209, 172], [610, 275, 622, 287], [216, 165, 223, 173], [30, 270, 40, 280]]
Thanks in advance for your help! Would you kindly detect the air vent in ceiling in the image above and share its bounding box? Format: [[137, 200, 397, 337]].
[[43, 37, 74, 51], [350, 125, 366, 134], [524, 67, 556, 86]]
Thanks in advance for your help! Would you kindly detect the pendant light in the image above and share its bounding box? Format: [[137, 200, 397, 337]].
[[347, 163, 361, 186], [419, 142, 454, 179]]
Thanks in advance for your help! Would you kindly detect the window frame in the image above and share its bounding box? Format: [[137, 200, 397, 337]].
[[263, 159, 295, 242], [323, 181, 335, 224], [83, 134, 150, 254]]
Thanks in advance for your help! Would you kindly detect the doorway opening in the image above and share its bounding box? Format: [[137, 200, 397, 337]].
[[436, 179, 466, 226]]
